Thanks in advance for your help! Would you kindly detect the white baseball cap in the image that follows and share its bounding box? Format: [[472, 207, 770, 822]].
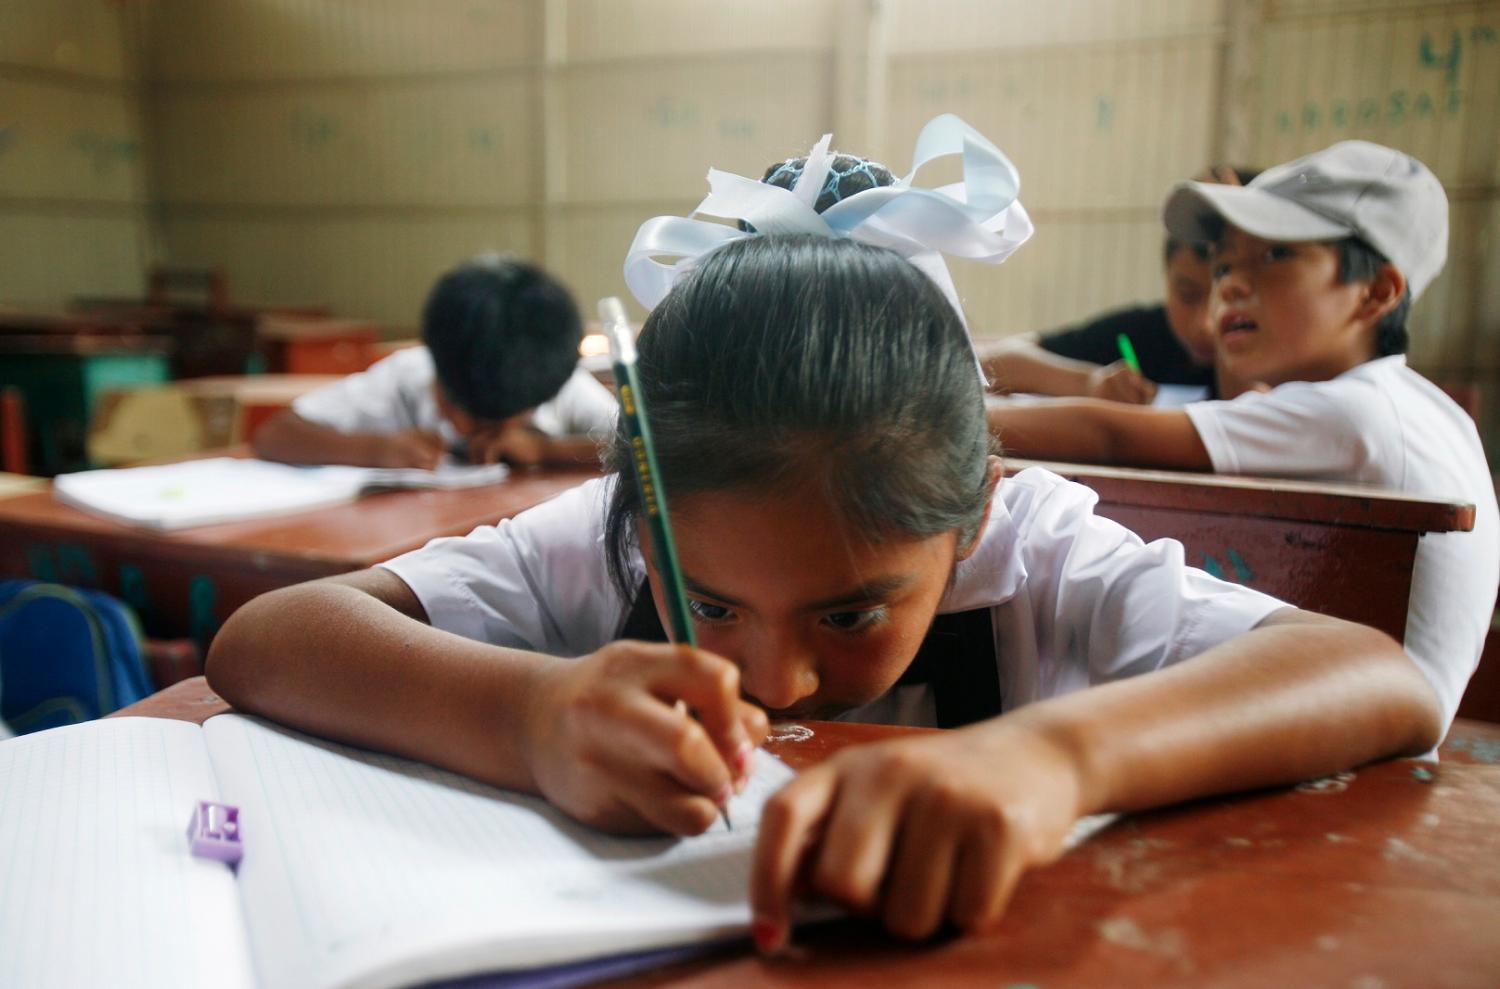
[[1163, 140, 1448, 299]]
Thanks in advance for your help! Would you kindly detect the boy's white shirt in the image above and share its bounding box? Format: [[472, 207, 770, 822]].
[[292, 346, 619, 446], [377, 468, 1287, 727], [1185, 354, 1499, 734]]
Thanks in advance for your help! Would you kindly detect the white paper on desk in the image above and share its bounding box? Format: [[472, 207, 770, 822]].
[[0, 719, 255, 989], [1151, 383, 1210, 407], [0, 714, 1121, 989], [52, 457, 508, 530], [205, 714, 793, 989], [0, 714, 797, 989]]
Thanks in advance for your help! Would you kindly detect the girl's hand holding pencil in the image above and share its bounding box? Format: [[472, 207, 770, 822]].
[[519, 640, 766, 835]]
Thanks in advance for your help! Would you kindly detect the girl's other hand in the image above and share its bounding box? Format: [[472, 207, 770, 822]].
[[1085, 361, 1157, 404], [521, 641, 768, 835], [749, 721, 1085, 951]]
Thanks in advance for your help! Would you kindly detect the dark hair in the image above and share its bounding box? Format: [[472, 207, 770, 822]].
[[1337, 238, 1410, 356], [1163, 166, 1263, 264], [738, 153, 897, 232], [603, 235, 991, 598], [421, 256, 583, 422]]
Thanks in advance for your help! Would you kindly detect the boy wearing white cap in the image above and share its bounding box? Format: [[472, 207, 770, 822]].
[[988, 140, 1498, 740]]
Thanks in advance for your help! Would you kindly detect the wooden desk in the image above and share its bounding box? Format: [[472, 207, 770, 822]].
[[1011, 460, 1476, 643], [70, 295, 331, 380], [258, 314, 382, 375], [0, 312, 174, 474], [116, 678, 1500, 988], [0, 465, 598, 647]]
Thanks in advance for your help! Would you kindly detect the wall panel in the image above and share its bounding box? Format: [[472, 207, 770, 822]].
[[151, 75, 537, 206], [160, 212, 536, 326], [554, 53, 833, 204], [145, 0, 535, 81], [886, 0, 1225, 52], [564, 0, 838, 60], [0, 1, 148, 307]]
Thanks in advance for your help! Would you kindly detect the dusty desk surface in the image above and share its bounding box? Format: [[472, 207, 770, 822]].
[[0, 462, 599, 645], [115, 678, 1500, 989]]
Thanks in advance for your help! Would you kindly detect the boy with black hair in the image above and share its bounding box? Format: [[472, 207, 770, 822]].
[[987, 140, 1498, 738], [255, 255, 616, 470]]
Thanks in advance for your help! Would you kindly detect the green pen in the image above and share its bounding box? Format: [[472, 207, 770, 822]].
[[1115, 333, 1142, 374], [599, 296, 731, 830]]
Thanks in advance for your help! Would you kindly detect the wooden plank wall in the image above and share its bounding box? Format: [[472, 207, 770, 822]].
[[5, 0, 1495, 456], [0, 0, 151, 306]]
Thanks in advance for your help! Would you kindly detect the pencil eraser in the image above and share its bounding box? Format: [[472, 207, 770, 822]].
[[187, 800, 242, 864]]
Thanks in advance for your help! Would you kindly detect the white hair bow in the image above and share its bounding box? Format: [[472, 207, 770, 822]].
[[622, 113, 1033, 328]]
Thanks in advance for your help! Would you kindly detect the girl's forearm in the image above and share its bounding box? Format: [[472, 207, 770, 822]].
[[993, 609, 1441, 817], [205, 577, 552, 792]]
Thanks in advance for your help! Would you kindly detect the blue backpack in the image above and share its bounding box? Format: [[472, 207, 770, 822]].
[[0, 580, 155, 734]]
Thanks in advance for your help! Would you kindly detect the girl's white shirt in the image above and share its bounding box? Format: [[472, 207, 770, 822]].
[[378, 468, 1286, 728]]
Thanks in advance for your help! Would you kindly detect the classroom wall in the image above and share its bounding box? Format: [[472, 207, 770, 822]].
[[138, 0, 541, 330], [25, 0, 1499, 453], [0, 1, 152, 307]]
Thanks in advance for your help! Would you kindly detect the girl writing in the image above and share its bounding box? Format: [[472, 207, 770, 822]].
[[206, 119, 1439, 954]]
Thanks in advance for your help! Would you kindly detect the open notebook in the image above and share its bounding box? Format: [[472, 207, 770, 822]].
[[53, 457, 509, 530], [0, 716, 1118, 989], [0, 715, 803, 989]]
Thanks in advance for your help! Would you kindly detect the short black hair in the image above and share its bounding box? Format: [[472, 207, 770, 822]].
[[603, 235, 991, 599], [1338, 238, 1410, 356], [421, 256, 583, 422]]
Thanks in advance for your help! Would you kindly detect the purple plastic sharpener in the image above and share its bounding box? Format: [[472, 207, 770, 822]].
[[187, 800, 242, 864]]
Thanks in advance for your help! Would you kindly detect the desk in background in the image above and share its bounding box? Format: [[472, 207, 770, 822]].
[[116, 678, 1500, 989], [1010, 459, 1475, 644], [0, 463, 599, 648], [0, 311, 173, 474], [73, 264, 330, 380], [85, 375, 344, 466]]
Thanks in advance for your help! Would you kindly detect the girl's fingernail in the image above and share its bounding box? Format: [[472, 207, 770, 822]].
[[751, 918, 785, 954], [734, 774, 749, 794], [734, 742, 755, 775], [715, 783, 733, 805]]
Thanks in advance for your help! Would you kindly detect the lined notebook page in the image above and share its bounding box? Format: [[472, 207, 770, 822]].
[[0, 718, 255, 989], [202, 715, 796, 989]]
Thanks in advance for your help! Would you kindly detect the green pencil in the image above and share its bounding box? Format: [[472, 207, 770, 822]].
[[600, 297, 695, 646], [599, 297, 729, 830], [1116, 333, 1142, 374]]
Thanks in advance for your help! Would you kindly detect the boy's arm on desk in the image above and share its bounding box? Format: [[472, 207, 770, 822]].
[[986, 395, 1211, 469], [978, 335, 1156, 404], [252, 408, 446, 470]]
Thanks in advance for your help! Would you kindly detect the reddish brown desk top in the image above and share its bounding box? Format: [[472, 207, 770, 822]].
[[0, 467, 598, 571], [116, 679, 1500, 989], [1009, 458, 1476, 533], [0, 462, 602, 645]]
